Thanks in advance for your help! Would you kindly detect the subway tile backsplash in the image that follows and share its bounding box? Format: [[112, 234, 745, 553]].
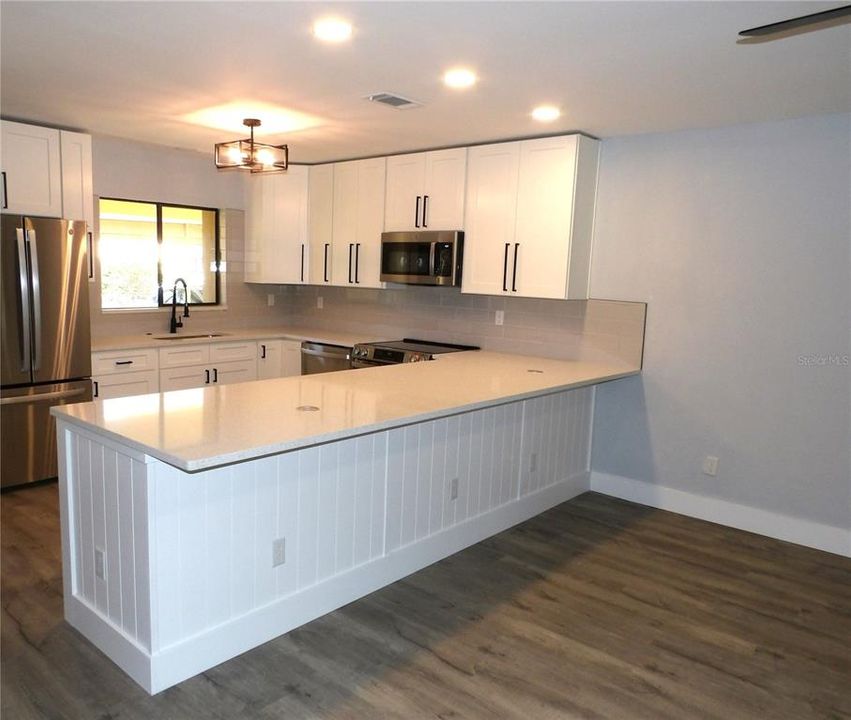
[[282, 284, 646, 368]]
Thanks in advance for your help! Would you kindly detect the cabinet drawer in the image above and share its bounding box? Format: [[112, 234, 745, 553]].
[[210, 341, 257, 363], [159, 344, 211, 369], [159, 365, 208, 392], [93, 370, 159, 399], [92, 348, 159, 375]]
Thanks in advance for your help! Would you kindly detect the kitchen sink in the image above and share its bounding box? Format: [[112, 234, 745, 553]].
[[155, 333, 230, 340]]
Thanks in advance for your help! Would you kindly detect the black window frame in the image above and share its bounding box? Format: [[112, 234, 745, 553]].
[[99, 197, 221, 309]]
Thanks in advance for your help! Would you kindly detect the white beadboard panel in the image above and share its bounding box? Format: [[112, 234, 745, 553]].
[[429, 419, 447, 536], [296, 447, 320, 590], [116, 453, 136, 639], [400, 425, 419, 548], [91, 443, 108, 615], [152, 462, 181, 649], [456, 412, 472, 525], [204, 466, 233, 629], [385, 428, 404, 553], [316, 442, 339, 582], [442, 415, 461, 530], [275, 451, 299, 598], [178, 469, 207, 640], [353, 435, 373, 568], [335, 438, 357, 574], [131, 459, 151, 651], [369, 432, 387, 561], [76, 434, 94, 604], [415, 422, 433, 541], [231, 464, 256, 618], [253, 456, 278, 610], [103, 448, 122, 626]]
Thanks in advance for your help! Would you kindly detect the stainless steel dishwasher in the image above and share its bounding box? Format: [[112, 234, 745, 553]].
[[300, 341, 353, 375]]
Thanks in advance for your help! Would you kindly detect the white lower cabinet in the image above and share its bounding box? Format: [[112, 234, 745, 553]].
[[91, 348, 160, 399], [257, 339, 302, 379], [93, 371, 159, 400], [159, 341, 258, 391]]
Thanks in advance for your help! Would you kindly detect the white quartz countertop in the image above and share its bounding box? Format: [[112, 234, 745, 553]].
[[91, 326, 387, 352], [53, 351, 639, 472]]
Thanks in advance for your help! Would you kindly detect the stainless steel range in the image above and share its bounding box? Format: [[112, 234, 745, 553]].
[[350, 338, 478, 368]]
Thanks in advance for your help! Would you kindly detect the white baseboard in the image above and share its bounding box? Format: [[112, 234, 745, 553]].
[[590, 471, 851, 558]]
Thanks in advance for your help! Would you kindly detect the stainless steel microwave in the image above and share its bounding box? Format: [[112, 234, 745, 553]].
[[380, 230, 463, 286]]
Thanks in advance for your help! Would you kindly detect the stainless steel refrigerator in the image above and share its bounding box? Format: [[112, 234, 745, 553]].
[[1, 215, 92, 489]]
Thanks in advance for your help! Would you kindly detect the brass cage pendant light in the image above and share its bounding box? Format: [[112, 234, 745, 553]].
[[214, 118, 288, 173]]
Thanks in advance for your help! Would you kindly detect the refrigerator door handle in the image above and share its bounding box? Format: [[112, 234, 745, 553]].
[[15, 227, 31, 372], [0, 386, 88, 406], [26, 228, 42, 371]]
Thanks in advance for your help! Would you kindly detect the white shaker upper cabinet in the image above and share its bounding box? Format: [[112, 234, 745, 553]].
[[384, 148, 466, 232], [244, 166, 309, 284], [462, 134, 599, 300], [308, 164, 334, 285], [1, 120, 63, 217], [461, 141, 521, 296], [331, 157, 386, 289]]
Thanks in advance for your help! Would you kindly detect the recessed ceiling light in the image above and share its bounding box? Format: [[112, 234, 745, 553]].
[[443, 68, 477, 89], [532, 105, 561, 123], [313, 17, 353, 43]]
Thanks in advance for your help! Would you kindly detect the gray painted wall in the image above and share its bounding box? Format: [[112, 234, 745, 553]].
[[589, 113, 851, 529]]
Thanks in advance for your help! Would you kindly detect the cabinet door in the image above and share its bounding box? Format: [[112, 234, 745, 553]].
[[331, 161, 358, 286], [93, 370, 159, 399], [353, 157, 386, 288], [461, 142, 520, 296], [213, 359, 257, 386], [1, 121, 62, 217], [512, 136, 577, 299], [245, 168, 308, 284], [308, 164, 334, 284], [60, 131, 93, 227], [281, 340, 302, 377], [384, 153, 425, 232], [160, 365, 208, 392], [257, 340, 283, 379], [423, 148, 466, 230]]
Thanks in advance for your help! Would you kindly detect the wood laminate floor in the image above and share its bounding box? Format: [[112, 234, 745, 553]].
[[2, 483, 849, 719]]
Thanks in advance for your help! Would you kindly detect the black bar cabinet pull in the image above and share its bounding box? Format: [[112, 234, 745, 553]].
[[502, 243, 510, 292], [415, 196, 421, 228], [512, 243, 519, 292], [323, 244, 329, 282], [87, 231, 94, 279], [93, 381, 99, 398], [213, 368, 218, 383], [300, 244, 305, 282], [261, 344, 267, 359], [205, 369, 210, 384], [354, 243, 361, 283], [422, 195, 429, 228], [115, 360, 133, 366], [1, 172, 7, 209]]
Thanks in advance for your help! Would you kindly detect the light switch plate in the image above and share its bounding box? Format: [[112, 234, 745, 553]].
[[317, 296, 324, 309], [702, 455, 719, 477], [267, 293, 275, 307], [272, 538, 286, 567], [495, 310, 504, 326]]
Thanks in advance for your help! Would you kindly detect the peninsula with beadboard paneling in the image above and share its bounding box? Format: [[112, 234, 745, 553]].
[[51, 346, 641, 694]]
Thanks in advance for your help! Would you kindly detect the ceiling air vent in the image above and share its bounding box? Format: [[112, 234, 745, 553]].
[[365, 92, 423, 110]]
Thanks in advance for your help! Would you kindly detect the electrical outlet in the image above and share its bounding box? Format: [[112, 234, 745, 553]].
[[530, 452, 538, 472], [702, 455, 719, 477], [450, 477, 459, 500], [317, 296, 324, 309], [495, 310, 504, 326], [272, 538, 286, 567], [95, 548, 105, 580], [267, 293, 275, 307]]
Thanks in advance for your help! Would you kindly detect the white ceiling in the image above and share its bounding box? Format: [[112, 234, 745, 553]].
[[2, 1, 849, 163]]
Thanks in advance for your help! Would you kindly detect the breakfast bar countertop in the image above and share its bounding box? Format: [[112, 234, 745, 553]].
[[52, 351, 639, 472]]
